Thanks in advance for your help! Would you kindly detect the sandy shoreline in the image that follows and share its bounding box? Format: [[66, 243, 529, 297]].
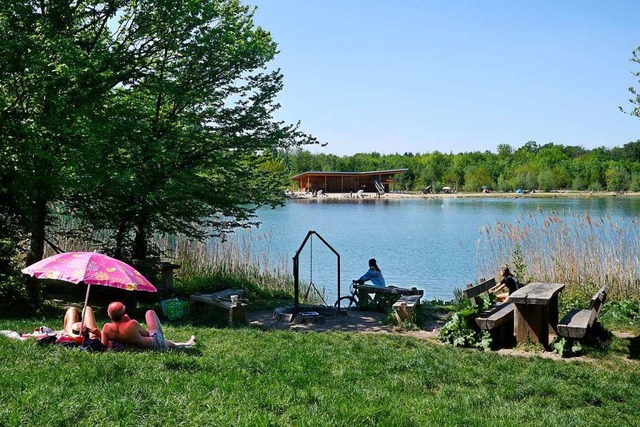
[[288, 190, 638, 200]]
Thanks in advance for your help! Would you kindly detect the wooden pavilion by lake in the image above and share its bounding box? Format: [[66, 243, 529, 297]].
[[290, 169, 408, 193]]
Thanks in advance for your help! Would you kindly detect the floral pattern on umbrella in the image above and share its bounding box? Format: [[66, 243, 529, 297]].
[[21, 251, 157, 293]]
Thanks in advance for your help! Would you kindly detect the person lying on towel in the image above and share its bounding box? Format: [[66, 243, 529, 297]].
[[101, 302, 195, 350]]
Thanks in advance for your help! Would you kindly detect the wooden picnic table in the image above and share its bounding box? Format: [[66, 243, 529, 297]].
[[507, 282, 565, 348], [190, 289, 248, 325]]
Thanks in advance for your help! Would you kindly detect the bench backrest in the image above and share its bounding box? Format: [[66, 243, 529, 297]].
[[463, 278, 496, 306], [588, 286, 609, 318]]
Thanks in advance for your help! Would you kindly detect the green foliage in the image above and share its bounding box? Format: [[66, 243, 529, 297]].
[[552, 337, 584, 358], [0, 1, 318, 262], [588, 181, 604, 191], [0, 274, 37, 317], [511, 244, 529, 283], [630, 173, 640, 191], [174, 272, 293, 303], [0, 239, 38, 315], [438, 298, 493, 351], [286, 139, 640, 195], [537, 169, 555, 191], [438, 310, 492, 350], [605, 165, 631, 191], [462, 165, 494, 192], [599, 300, 640, 330]]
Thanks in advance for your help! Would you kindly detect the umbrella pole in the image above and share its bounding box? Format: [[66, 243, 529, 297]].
[[80, 283, 91, 333]]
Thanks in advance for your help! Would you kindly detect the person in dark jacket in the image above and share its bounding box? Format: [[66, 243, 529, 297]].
[[489, 266, 519, 302]]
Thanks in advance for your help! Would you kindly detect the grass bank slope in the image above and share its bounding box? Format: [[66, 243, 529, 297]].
[[1, 320, 639, 426]]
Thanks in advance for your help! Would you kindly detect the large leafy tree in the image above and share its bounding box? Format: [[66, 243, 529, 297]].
[[0, 1, 317, 267], [0, 1, 137, 268], [68, 0, 316, 259]]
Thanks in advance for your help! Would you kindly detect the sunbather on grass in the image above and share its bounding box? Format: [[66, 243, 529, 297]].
[[101, 302, 195, 350], [63, 306, 101, 341]]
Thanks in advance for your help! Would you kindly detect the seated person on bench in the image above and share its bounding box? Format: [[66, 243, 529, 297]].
[[354, 258, 386, 287], [489, 266, 519, 302]]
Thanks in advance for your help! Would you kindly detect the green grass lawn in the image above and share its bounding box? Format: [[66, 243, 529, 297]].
[[1, 314, 639, 427]]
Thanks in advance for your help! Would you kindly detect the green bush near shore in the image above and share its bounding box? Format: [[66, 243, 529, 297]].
[[1, 316, 639, 426]]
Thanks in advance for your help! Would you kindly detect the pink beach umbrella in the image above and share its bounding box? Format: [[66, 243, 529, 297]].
[[22, 251, 157, 330]]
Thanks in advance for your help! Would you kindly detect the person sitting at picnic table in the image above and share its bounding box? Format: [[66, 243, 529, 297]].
[[354, 258, 386, 287], [101, 302, 195, 350], [63, 306, 102, 341], [489, 266, 519, 302]]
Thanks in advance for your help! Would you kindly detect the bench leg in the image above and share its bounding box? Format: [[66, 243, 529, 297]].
[[357, 289, 369, 307], [514, 303, 550, 348], [229, 304, 247, 325], [548, 294, 559, 336], [393, 302, 413, 323]]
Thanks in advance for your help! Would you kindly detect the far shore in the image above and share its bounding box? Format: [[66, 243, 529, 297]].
[[287, 190, 639, 200]]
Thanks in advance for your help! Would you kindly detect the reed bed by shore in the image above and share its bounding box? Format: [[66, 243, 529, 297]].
[[157, 231, 295, 298], [477, 211, 640, 299]]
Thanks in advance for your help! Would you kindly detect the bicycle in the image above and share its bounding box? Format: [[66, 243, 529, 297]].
[[333, 280, 374, 309]]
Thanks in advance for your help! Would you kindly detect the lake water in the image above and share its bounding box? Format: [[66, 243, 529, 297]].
[[239, 196, 640, 303]]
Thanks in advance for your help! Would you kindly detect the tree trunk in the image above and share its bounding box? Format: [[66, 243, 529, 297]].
[[113, 218, 130, 259], [133, 215, 148, 260], [26, 196, 47, 304]]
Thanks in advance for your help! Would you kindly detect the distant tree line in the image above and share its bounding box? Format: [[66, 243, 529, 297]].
[[285, 140, 640, 193], [286, 43, 640, 194]]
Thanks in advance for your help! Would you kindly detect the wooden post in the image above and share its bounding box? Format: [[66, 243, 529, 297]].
[[514, 304, 528, 343], [159, 263, 180, 297], [229, 303, 248, 325], [548, 294, 559, 336], [357, 288, 369, 307]]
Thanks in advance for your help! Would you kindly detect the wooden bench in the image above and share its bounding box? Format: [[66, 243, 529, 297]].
[[355, 284, 422, 303], [392, 294, 422, 323], [190, 289, 248, 325], [463, 278, 515, 340], [557, 286, 608, 339], [355, 284, 423, 317]]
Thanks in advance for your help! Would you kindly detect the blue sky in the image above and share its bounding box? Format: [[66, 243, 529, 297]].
[[250, 0, 640, 156]]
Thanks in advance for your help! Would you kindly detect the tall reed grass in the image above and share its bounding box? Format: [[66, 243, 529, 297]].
[[156, 230, 295, 297], [476, 211, 640, 299], [43, 212, 296, 299]]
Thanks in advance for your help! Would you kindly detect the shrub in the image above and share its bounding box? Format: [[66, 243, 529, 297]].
[[0, 238, 39, 316], [552, 337, 583, 358], [0, 274, 37, 317], [438, 297, 493, 351]]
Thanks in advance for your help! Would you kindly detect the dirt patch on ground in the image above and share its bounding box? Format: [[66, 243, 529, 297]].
[[248, 308, 447, 340]]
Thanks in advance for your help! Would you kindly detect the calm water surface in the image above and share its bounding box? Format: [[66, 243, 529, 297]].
[[239, 197, 640, 302]]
